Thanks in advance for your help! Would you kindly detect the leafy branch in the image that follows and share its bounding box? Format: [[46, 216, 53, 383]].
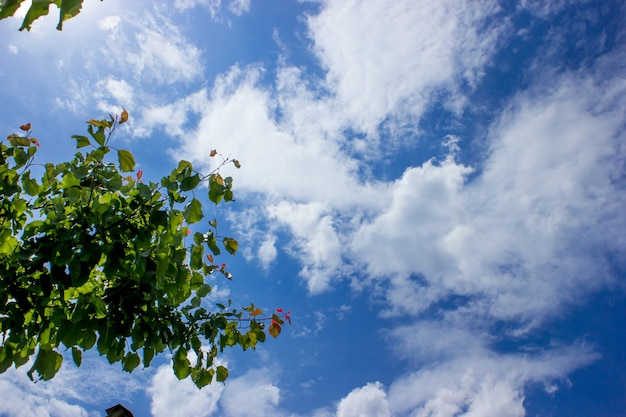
[[0, 111, 290, 388]]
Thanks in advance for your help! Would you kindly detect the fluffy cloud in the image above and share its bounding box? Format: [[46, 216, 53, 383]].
[[333, 322, 597, 417], [0, 352, 145, 417], [350, 72, 626, 327], [219, 369, 281, 417], [386, 342, 596, 417], [308, 0, 506, 136], [268, 201, 342, 293], [336, 382, 390, 417], [149, 364, 224, 417]]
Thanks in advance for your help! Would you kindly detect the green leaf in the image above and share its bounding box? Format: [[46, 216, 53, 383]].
[[183, 198, 204, 224], [0, 346, 12, 373], [13, 147, 28, 165], [173, 348, 191, 380], [60, 172, 80, 188], [117, 149, 135, 172], [8, 135, 30, 147], [19, 0, 53, 31], [223, 237, 238, 255], [224, 188, 233, 202], [77, 330, 96, 350], [27, 348, 63, 381], [233, 159, 241, 169], [72, 135, 91, 148], [91, 297, 107, 319], [71, 347, 82, 367], [87, 124, 106, 146], [216, 365, 228, 382], [143, 347, 155, 367], [190, 244, 203, 270], [0, 230, 18, 255], [21, 172, 40, 196], [0, 0, 26, 20], [57, 0, 84, 30], [196, 284, 211, 298], [207, 235, 220, 256], [208, 180, 224, 205], [122, 352, 141, 373], [180, 173, 200, 192], [193, 368, 214, 388]]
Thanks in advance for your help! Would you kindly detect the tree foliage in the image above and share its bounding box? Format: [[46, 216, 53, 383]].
[[0, 112, 290, 387], [0, 0, 95, 31]]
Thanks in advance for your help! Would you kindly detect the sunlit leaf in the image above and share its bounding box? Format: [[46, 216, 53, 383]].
[[60, 172, 80, 188], [117, 149, 135, 172], [19, 0, 54, 32], [120, 108, 129, 124], [87, 124, 106, 146], [223, 237, 238, 255], [193, 368, 214, 388], [173, 348, 191, 380], [184, 198, 204, 224], [0, 0, 26, 21], [216, 365, 228, 382], [72, 135, 91, 148], [269, 322, 281, 338]]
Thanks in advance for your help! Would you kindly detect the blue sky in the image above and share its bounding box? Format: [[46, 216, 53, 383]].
[[1, 1, 625, 416]]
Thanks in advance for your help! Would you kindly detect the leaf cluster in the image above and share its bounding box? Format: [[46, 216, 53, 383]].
[[0, 0, 96, 31], [0, 112, 283, 388]]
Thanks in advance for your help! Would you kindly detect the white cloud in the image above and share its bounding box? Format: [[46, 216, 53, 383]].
[[173, 0, 251, 19], [336, 382, 390, 417], [219, 369, 281, 417], [308, 0, 506, 136], [94, 77, 135, 113], [8, 44, 18, 54], [268, 201, 342, 293], [228, 0, 251, 16], [149, 364, 224, 417], [386, 343, 596, 417], [98, 15, 121, 31], [97, 10, 203, 86], [258, 234, 278, 269], [350, 72, 626, 327], [0, 351, 145, 417]]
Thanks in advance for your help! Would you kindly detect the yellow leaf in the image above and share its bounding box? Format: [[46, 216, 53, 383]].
[[120, 108, 129, 124], [269, 322, 281, 338]]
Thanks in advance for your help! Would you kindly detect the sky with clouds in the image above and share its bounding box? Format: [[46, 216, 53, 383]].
[[1, 0, 625, 416]]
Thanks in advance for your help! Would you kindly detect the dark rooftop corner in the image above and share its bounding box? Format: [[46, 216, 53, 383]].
[[105, 404, 135, 417]]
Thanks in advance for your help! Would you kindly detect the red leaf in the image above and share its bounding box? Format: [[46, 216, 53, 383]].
[[276, 308, 283, 313], [137, 170, 143, 181], [207, 254, 214, 263], [210, 149, 217, 157], [20, 123, 31, 131]]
